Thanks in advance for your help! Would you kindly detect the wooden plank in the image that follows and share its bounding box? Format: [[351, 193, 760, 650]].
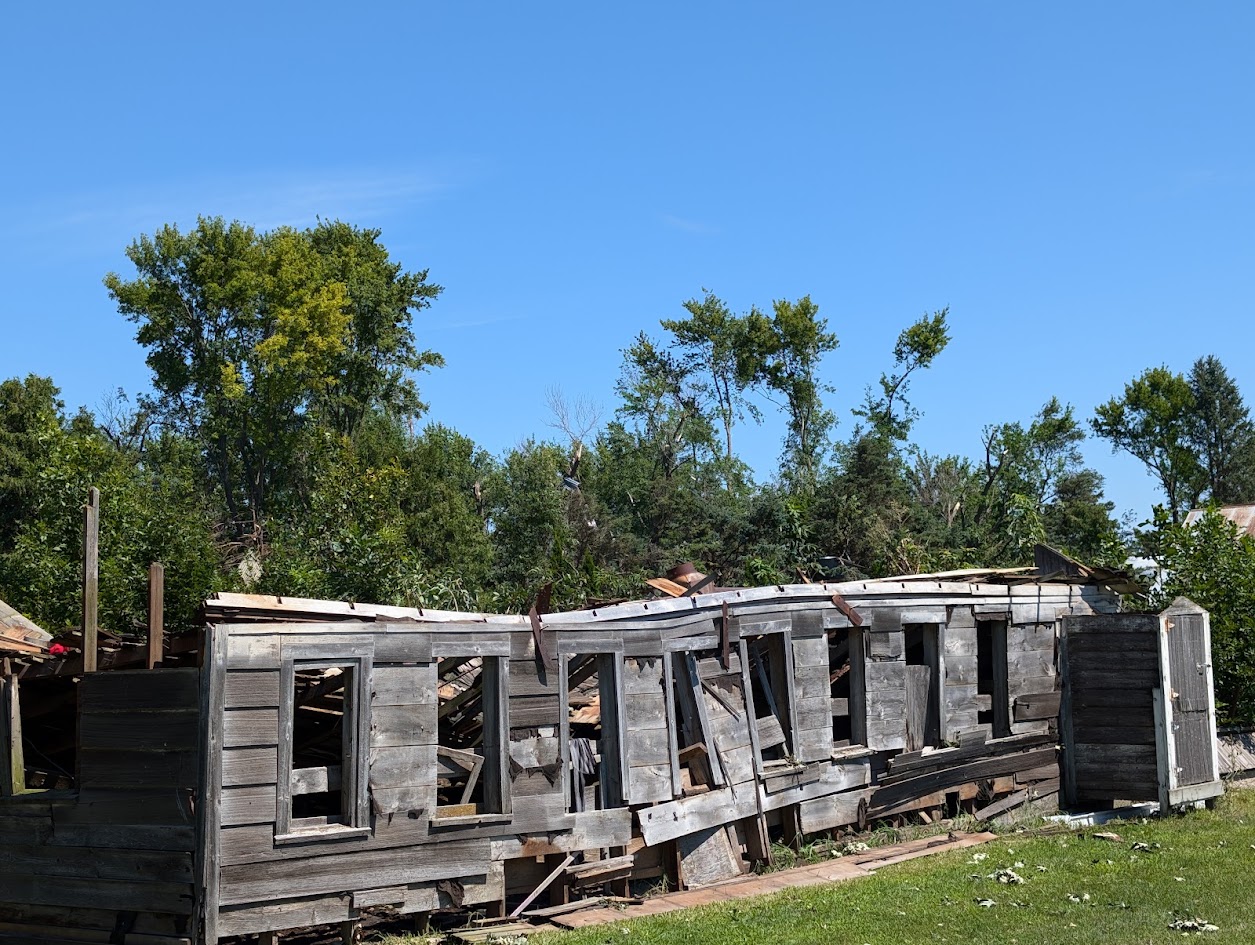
[[370, 704, 436, 747], [974, 788, 1029, 822], [82, 486, 99, 674], [223, 747, 279, 787], [678, 825, 742, 887], [217, 839, 493, 906], [79, 747, 199, 789], [0, 872, 193, 915], [79, 709, 200, 750], [1013, 691, 1061, 722], [223, 708, 279, 748], [79, 669, 200, 712], [871, 746, 1058, 810], [638, 785, 758, 846], [223, 671, 282, 709], [373, 665, 437, 706], [221, 784, 277, 826], [148, 561, 164, 669], [197, 624, 227, 945], [1, 675, 23, 796]]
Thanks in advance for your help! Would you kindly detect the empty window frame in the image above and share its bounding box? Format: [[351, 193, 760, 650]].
[[976, 619, 1011, 739], [741, 632, 798, 772], [903, 624, 942, 751], [434, 649, 511, 820], [276, 646, 372, 840], [828, 626, 867, 749], [665, 649, 727, 797], [559, 650, 627, 812]]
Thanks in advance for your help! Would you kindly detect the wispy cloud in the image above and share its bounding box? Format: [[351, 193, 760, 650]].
[[660, 213, 719, 235], [1, 164, 468, 249], [428, 313, 525, 331]]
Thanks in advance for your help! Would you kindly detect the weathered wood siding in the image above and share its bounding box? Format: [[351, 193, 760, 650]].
[[1061, 614, 1161, 802], [0, 669, 201, 941]]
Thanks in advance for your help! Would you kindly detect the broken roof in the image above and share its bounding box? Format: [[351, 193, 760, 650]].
[[0, 598, 51, 657]]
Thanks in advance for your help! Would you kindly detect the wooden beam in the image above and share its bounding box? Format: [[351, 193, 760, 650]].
[[82, 487, 100, 674], [1, 672, 24, 796], [147, 562, 164, 670]]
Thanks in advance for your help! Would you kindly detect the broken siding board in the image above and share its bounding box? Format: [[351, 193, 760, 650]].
[[799, 787, 875, 833], [509, 694, 561, 728], [623, 657, 665, 695], [369, 744, 436, 788], [638, 785, 759, 846]]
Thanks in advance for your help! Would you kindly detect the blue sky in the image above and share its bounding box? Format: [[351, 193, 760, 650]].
[[2, 3, 1252, 527]]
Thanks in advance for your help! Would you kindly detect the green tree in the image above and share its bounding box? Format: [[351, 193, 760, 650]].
[[0, 402, 222, 635], [1092, 366, 1204, 523], [105, 216, 441, 530], [1151, 509, 1255, 725], [660, 291, 761, 487], [745, 296, 840, 492], [974, 398, 1111, 559], [307, 220, 444, 438], [854, 308, 950, 442], [1186, 356, 1255, 505], [0, 375, 65, 550]]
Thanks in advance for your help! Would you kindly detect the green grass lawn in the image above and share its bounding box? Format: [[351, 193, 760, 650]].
[[529, 789, 1255, 945]]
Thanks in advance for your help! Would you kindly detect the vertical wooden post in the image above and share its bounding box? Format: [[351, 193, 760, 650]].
[[147, 562, 165, 670], [339, 919, 360, 944], [1, 668, 24, 796], [82, 487, 100, 673]]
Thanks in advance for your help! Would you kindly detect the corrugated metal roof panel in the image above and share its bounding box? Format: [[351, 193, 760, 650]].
[[1185, 504, 1255, 537]]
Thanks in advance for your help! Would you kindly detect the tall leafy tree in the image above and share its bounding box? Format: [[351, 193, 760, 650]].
[[744, 296, 840, 492], [660, 291, 760, 487], [1092, 366, 1205, 523], [307, 220, 444, 438], [105, 216, 441, 531]]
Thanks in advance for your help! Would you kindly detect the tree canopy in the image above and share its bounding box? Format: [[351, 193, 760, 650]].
[[7, 213, 1255, 720]]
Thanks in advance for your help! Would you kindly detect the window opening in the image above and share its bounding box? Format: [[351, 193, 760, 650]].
[[562, 652, 625, 812], [744, 634, 795, 767], [904, 625, 942, 751], [667, 650, 725, 796], [977, 620, 1011, 738], [277, 650, 371, 840], [436, 655, 509, 817], [828, 627, 866, 748]]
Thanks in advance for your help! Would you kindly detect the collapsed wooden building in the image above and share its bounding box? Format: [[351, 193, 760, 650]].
[[0, 548, 1224, 944]]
